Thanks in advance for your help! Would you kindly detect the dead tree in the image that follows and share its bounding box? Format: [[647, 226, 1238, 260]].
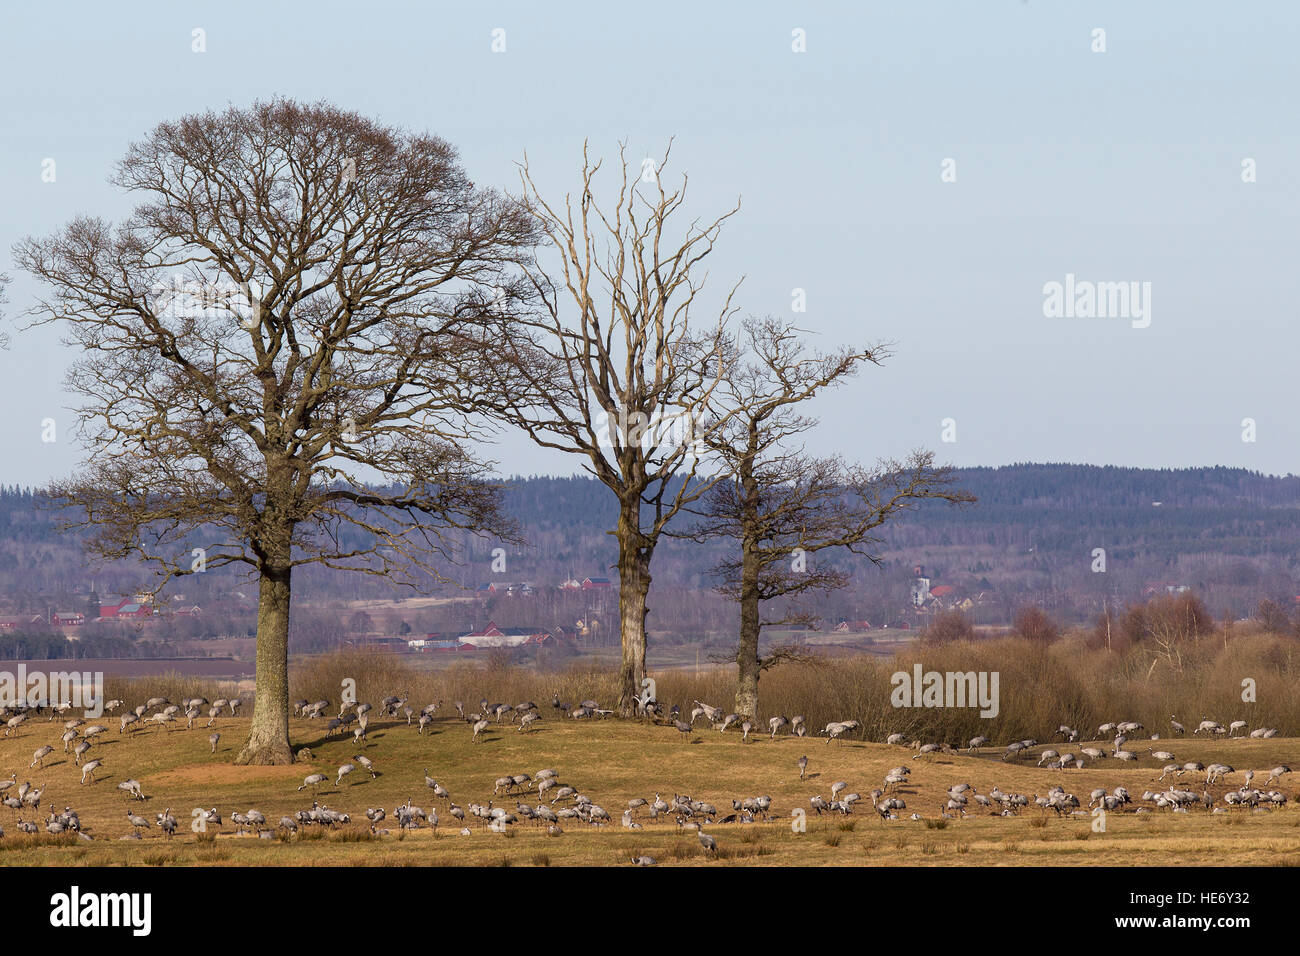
[[0, 272, 9, 349], [14, 99, 535, 763], [478, 142, 740, 714]]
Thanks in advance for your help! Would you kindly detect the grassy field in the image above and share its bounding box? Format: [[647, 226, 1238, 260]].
[[2, 708, 1298, 866]]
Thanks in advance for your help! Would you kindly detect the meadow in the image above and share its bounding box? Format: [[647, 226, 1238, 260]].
[[2, 631, 1299, 866]]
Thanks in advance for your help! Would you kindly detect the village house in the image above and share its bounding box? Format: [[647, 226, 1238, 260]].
[[343, 635, 410, 652], [560, 576, 612, 591], [0, 614, 44, 630], [1143, 582, 1191, 596]]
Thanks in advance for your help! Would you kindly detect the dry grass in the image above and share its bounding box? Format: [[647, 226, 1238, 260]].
[[97, 630, 1300, 748], [0, 646, 1296, 866]]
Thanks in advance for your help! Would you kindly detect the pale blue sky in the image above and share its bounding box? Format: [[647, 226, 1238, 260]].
[[2, 1, 1297, 485]]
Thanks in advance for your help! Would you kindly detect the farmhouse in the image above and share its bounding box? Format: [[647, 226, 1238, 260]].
[[52, 611, 85, 626], [457, 620, 552, 649], [97, 598, 155, 621]]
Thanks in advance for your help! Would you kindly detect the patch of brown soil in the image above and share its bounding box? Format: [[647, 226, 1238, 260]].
[[149, 763, 304, 786]]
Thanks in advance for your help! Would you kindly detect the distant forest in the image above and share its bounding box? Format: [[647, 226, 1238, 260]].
[[1, 464, 1299, 656]]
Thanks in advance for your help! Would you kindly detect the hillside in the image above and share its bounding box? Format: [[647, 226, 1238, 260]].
[[1, 465, 1299, 647]]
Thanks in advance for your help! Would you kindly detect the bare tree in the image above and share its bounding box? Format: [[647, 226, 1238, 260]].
[[689, 317, 974, 719], [478, 142, 739, 714], [14, 99, 534, 763], [0, 273, 9, 349]]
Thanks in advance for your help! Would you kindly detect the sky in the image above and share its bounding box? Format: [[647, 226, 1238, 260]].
[[1, 0, 1297, 486]]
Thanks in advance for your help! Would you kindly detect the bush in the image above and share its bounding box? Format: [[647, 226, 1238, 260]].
[[923, 610, 974, 645], [1255, 598, 1292, 635], [1013, 606, 1060, 645]]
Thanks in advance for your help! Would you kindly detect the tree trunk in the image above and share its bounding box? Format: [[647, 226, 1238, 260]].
[[734, 447, 761, 720], [236, 563, 294, 764], [616, 501, 652, 716], [734, 563, 761, 721]]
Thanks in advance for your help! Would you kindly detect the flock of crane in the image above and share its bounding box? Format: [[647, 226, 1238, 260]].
[[0, 689, 1295, 861]]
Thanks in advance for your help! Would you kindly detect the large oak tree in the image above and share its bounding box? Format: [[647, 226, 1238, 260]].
[[15, 99, 535, 763]]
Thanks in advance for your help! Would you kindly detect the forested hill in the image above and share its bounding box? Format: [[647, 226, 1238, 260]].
[[1, 465, 1299, 618]]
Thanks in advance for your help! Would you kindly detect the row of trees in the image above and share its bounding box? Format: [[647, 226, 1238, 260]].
[[926, 591, 1300, 656], [8, 100, 967, 762]]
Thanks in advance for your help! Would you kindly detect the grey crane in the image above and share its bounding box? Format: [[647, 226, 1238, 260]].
[[336, 763, 355, 786], [354, 754, 376, 778], [697, 828, 718, 855], [1169, 716, 1186, 735], [157, 809, 177, 839], [31, 745, 54, 768], [798, 755, 809, 780], [209, 733, 220, 754], [117, 779, 145, 800], [692, 700, 722, 724], [471, 718, 490, 742], [298, 773, 328, 793], [81, 759, 103, 784], [126, 809, 151, 833], [769, 716, 790, 739]]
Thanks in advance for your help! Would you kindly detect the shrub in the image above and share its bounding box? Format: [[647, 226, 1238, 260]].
[[1013, 606, 1060, 645], [924, 610, 974, 645]]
